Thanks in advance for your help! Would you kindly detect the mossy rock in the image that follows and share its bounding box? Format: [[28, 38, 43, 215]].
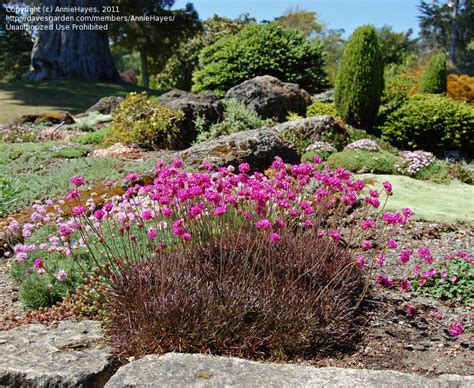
[[15, 111, 75, 125], [327, 149, 400, 174]]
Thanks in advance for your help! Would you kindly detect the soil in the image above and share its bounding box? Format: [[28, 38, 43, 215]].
[[1, 221, 472, 377]]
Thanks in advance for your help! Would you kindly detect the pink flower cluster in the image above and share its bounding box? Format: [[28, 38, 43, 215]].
[[344, 139, 380, 152], [396, 150, 436, 176]]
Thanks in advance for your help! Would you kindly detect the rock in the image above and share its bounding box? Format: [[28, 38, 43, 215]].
[[86, 96, 125, 115], [106, 353, 474, 387], [274, 116, 349, 146], [159, 90, 224, 149], [15, 111, 75, 125], [225, 75, 312, 122], [91, 143, 144, 159], [179, 127, 299, 171], [0, 320, 114, 387], [312, 89, 335, 102]]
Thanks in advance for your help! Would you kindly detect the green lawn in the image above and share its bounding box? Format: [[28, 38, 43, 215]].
[[360, 174, 474, 224], [0, 80, 161, 125]]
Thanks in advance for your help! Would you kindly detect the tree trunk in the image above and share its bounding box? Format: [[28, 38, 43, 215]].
[[449, 0, 459, 64], [23, 0, 119, 82], [139, 50, 149, 89]]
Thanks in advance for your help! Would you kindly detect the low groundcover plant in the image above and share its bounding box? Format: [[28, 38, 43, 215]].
[[4, 158, 470, 358]]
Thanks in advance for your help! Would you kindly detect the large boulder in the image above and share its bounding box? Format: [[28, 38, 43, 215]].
[[15, 111, 75, 125], [0, 320, 114, 387], [225, 75, 312, 122], [179, 127, 299, 171], [159, 90, 224, 149], [86, 96, 125, 115], [274, 115, 349, 149], [105, 353, 474, 387]]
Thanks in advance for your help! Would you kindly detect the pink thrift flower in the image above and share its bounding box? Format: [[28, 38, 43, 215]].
[[238, 163, 250, 173], [66, 189, 80, 201], [256, 219, 272, 230], [400, 279, 411, 292], [270, 232, 281, 244], [70, 176, 85, 186], [58, 224, 73, 237], [376, 255, 385, 266], [56, 270, 67, 282], [33, 258, 43, 269], [448, 322, 464, 337], [172, 159, 183, 168], [94, 209, 105, 221], [162, 207, 173, 217], [357, 256, 365, 267], [213, 205, 227, 216], [141, 210, 153, 220], [400, 249, 412, 264], [72, 206, 86, 216], [405, 305, 416, 317], [329, 230, 341, 241], [387, 239, 397, 249], [383, 181, 392, 195], [148, 229, 157, 240], [369, 189, 379, 198], [361, 240, 372, 250]]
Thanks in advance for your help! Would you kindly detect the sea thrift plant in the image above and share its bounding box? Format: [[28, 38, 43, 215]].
[[344, 139, 380, 152], [396, 150, 436, 176]]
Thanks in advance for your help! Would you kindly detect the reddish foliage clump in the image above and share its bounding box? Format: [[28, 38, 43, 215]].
[[105, 229, 365, 361]]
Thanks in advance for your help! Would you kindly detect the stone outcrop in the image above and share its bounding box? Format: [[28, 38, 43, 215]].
[[159, 90, 224, 149], [0, 320, 113, 387], [225, 75, 312, 121], [15, 111, 75, 126], [106, 353, 474, 387], [179, 127, 299, 171], [86, 96, 124, 115]]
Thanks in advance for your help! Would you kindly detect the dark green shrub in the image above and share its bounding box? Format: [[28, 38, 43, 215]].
[[306, 101, 339, 118], [327, 149, 400, 174], [418, 53, 447, 95], [381, 94, 474, 152], [106, 92, 184, 149], [334, 25, 384, 128], [196, 99, 273, 142], [415, 162, 451, 184], [192, 23, 329, 96]]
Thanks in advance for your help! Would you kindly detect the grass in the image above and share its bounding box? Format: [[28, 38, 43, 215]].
[[0, 80, 162, 125], [360, 174, 474, 224]]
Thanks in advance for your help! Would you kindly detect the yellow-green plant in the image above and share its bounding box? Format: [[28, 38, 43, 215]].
[[107, 92, 184, 149]]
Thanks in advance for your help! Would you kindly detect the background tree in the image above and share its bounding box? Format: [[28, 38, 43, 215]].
[[154, 14, 255, 91], [108, 0, 200, 88], [377, 25, 417, 66], [0, 5, 33, 81], [334, 25, 384, 128], [418, 0, 474, 65], [418, 53, 447, 93], [23, 0, 120, 82], [275, 8, 323, 37]]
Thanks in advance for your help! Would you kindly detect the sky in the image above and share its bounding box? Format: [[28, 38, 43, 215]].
[[173, 0, 422, 37]]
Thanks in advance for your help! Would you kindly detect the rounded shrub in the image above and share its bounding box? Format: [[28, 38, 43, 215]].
[[418, 54, 447, 95], [106, 92, 184, 149], [192, 23, 329, 96], [327, 149, 400, 174], [334, 25, 384, 128], [381, 94, 474, 152], [306, 101, 339, 118]]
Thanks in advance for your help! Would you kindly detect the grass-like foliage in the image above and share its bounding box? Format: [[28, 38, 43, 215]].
[[192, 23, 328, 96], [196, 99, 273, 142], [106, 230, 364, 360], [0, 176, 19, 217]]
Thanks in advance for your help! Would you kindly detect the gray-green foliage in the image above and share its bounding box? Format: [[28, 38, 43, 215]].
[[196, 99, 274, 142], [334, 25, 384, 128]]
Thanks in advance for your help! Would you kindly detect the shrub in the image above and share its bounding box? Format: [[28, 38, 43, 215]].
[[447, 74, 474, 105], [306, 101, 338, 118], [446, 163, 474, 184], [327, 149, 400, 174], [196, 99, 273, 142], [106, 230, 364, 359], [395, 150, 436, 176], [412, 257, 473, 304], [301, 141, 336, 162], [0, 176, 19, 217], [382, 63, 417, 108], [106, 92, 184, 149], [381, 94, 474, 152], [334, 25, 384, 128], [192, 23, 329, 96], [418, 53, 447, 95]]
